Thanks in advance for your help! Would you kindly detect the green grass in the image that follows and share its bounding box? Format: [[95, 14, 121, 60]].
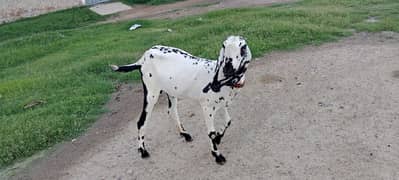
[[0, 0, 398, 168], [0, 7, 104, 42], [119, 0, 184, 5]]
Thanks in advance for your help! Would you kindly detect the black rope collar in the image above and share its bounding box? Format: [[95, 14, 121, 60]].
[[202, 61, 249, 93]]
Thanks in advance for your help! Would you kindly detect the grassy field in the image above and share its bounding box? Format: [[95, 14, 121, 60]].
[[0, 0, 398, 168]]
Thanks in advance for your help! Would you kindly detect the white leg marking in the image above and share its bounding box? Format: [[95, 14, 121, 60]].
[[220, 107, 232, 135]]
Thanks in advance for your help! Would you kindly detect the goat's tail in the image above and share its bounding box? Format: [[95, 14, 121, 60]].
[[110, 54, 147, 73], [110, 63, 141, 72]]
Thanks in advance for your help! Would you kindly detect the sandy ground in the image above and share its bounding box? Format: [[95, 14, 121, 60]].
[[0, 0, 82, 24], [105, 0, 296, 23], [10, 32, 399, 180]]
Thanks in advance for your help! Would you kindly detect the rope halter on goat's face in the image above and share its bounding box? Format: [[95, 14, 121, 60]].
[[203, 36, 252, 93]]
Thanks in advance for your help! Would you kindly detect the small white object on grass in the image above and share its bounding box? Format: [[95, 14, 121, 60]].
[[129, 24, 142, 31], [365, 17, 379, 23], [167, 29, 173, 32]]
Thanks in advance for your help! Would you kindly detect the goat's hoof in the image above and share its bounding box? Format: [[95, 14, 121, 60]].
[[214, 133, 223, 145], [212, 152, 226, 165], [180, 132, 193, 142], [138, 148, 150, 158]]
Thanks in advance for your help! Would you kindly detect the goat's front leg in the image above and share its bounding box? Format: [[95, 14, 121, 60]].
[[201, 104, 226, 165], [213, 107, 232, 145]]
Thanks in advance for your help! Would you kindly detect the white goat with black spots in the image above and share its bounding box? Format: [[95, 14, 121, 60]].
[[110, 36, 252, 164]]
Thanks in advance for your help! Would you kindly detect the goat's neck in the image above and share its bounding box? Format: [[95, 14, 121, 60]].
[[202, 56, 228, 93]]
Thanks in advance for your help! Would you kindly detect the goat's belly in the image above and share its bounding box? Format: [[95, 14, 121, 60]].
[[158, 79, 206, 100]]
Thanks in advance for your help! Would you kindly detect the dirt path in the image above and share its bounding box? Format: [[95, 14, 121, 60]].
[[105, 0, 296, 23], [11, 32, 399, 180]]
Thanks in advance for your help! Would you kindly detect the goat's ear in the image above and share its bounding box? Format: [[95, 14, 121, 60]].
[[240, 45, 247, 57], [216, 46, 225, 71]]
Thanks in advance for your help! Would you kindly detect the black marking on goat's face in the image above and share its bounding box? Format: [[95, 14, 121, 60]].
[[223, 58, 234, 77], [149, 73, 152, 77], [150, 54, 154, 58]]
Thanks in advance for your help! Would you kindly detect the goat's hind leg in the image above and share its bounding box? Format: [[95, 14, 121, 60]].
[[166, 94, 192, 142], [137, 82, 160, 158]]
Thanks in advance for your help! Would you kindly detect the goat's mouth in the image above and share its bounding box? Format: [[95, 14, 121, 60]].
[[233, 81, 245, 88], [232, 78, 245, 88]]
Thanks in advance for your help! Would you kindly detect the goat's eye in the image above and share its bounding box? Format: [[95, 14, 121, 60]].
[[240, 45, 247, 57]]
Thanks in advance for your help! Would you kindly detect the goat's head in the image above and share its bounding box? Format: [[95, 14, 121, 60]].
[[216, 36, 252, 88]]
